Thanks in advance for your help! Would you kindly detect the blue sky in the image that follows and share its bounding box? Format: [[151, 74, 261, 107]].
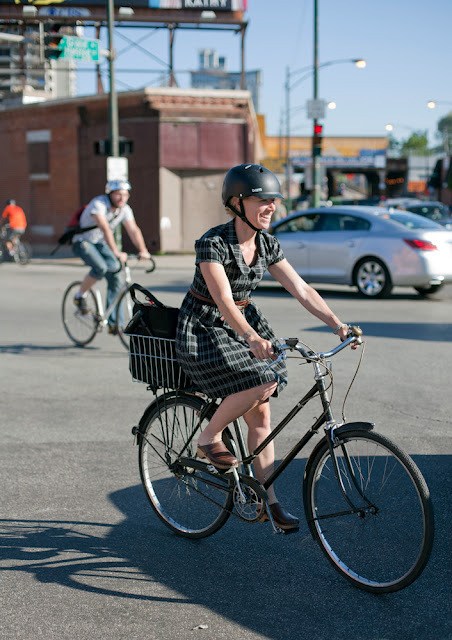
[[77, 0, 452, 146]]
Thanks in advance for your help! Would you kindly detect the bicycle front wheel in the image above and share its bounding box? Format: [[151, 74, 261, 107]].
[[115, 286, 134, 349], [138, 393, 233, 539], [304, 430, 434, 593], [62, 281, 100, 346]]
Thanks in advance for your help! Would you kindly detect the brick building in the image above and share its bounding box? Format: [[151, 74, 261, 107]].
[[0, 87, 261, 253]]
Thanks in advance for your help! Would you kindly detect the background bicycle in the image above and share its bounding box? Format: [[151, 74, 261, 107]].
[[61, 254, 155, 348], [127, 318, 434, 594], [0, 225, 32, 265]]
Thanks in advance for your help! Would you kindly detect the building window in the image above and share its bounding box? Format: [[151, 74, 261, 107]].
[[26, 130, 50, 180]]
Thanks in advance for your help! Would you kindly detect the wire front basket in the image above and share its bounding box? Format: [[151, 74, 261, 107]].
[[127, 333, 192, 392]]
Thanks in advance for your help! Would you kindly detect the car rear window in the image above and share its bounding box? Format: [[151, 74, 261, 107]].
[[378, 211, 443, 230], [407, 205, 448, 221]]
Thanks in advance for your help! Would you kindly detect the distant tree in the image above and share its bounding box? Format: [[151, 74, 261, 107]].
[[387, 134, 401, 154], [400, 131, 430, 156], [436, 111, 452, 154]]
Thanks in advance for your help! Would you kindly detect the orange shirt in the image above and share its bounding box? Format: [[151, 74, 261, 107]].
[[2, 204, 27, 229]]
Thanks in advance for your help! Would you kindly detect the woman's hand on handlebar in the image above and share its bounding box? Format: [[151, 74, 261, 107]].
[[337, 324, 361, 350], [246, 333, 276, 360], [138, 250, 151, 260]]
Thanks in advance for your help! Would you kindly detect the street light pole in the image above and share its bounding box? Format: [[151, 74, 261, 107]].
[[284, 57, 365, 209], [107, 0, 119, 158], [311, 0, 320, 207], [285, 66, 291, 210]]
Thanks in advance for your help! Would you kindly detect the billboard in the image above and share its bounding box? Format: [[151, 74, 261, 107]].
[[5, 0, 247, 8]]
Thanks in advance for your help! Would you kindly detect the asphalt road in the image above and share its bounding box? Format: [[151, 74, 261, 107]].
[[1, 257, 451, 640]]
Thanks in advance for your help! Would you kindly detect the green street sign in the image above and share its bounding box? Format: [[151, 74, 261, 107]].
[[60, 36, 99, 63]]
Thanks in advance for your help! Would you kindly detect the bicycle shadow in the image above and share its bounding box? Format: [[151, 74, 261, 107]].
[[1, 455, 449, 639], [0, 343, 81, 355]]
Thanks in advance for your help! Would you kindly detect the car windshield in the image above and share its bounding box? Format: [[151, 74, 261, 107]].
[[406, 204, 449, 221], [377, 211, 443, 230]]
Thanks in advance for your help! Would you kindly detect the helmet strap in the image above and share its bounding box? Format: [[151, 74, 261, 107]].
[[228, 198, 260, 233]]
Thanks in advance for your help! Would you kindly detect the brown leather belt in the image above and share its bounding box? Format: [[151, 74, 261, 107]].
[[189, 287, 250, 310]]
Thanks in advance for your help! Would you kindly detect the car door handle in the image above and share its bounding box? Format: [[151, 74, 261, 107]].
[[298, 242, 306, 248], [347, 240, 356, 247]]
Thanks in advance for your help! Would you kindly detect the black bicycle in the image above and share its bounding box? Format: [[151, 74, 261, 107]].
[[128, 326, 434, 594]]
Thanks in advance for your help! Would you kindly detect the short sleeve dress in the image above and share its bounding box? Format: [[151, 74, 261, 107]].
[[175, 219, 288, 399]]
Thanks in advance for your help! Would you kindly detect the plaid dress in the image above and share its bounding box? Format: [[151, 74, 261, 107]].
[[176, 220, 288, 398]]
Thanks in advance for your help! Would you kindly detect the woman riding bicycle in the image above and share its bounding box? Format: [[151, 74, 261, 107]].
[[175, 164, 357, 532], [72, 180, 151, 332]]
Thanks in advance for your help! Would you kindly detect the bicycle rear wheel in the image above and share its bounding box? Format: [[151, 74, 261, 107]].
[[115, 286, 134, 349], [62, 281, 100, 346], [14, 241, 32, 265], [138, 393, 233, 539], [304, 430, 434, 593]]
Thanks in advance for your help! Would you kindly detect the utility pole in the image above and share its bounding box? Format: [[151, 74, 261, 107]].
[[107, 0, 119, 157], [311, 0, 321, 207]]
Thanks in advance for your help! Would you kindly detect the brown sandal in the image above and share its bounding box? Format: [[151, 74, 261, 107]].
[[197, 442, 238, 470]]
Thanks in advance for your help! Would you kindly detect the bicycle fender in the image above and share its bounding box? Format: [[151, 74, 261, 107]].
[[335, 421, 374, 435]]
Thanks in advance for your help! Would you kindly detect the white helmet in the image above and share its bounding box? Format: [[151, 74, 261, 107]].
[[105, 180, 131, 194]]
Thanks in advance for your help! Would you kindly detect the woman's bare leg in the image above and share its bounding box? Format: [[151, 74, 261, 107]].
[[198, 382, 278, 500], [197, 381, 277, 447], [243, 401, 277, 504]]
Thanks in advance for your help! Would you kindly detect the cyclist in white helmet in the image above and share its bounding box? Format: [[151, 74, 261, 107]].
[[72, 180, 151, 332]]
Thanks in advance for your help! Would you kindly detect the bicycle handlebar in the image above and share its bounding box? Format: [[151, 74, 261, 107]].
[[274, 325, 363, 364], [122, 254, 155, 273]]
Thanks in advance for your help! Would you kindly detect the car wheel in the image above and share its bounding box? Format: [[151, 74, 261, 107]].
[[414, 283, 444, 296], [353, 257, 393, 298]]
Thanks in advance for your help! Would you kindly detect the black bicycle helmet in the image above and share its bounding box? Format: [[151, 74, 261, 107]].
[[222, 164, 283, 231]]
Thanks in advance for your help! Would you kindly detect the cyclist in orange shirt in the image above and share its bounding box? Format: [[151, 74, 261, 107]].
[[1, 199, 27, 255]]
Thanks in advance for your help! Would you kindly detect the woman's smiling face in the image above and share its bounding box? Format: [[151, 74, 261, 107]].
[[232, 196, 278, 230]]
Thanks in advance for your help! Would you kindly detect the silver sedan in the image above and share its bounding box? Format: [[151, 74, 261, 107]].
[[266, 206, 452, 297]]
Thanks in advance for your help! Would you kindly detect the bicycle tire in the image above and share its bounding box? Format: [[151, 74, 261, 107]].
[[14, 241, 32, 265], [138, 393, 233, 539], [115, 286, 134, 349], [303, 430, 434, 593], [62, 281, 100, 346], [146, 256, 156, 273]]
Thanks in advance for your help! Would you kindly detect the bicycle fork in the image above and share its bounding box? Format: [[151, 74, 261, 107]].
[[325, 422, 377, 517]]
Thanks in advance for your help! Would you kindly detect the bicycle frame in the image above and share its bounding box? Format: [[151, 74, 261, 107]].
[[92, 263, 132, 326], [179, 331, 370, 511]]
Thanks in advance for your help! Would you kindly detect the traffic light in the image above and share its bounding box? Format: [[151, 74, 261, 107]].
[[44, 23, 64, 60], [313, 123, 323, 157]]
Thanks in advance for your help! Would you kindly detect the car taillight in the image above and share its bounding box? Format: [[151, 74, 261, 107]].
[[404, 239, 438, 251]]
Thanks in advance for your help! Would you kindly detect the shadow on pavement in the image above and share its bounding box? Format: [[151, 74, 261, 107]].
[[303, 322, 452, 342], [1, 455, 449, 639]]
